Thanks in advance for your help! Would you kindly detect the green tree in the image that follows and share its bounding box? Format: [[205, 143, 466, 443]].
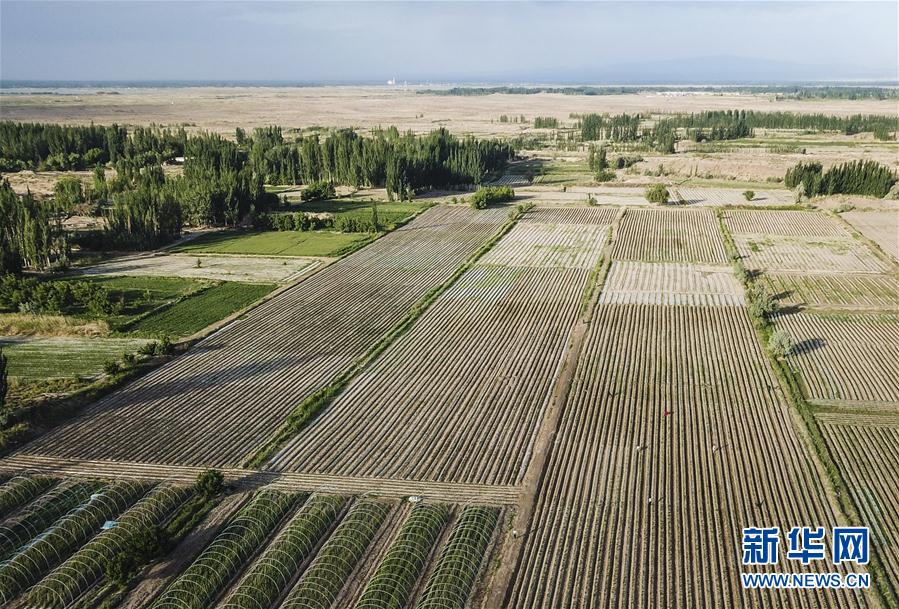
[[768, 329, 794, 358], [196, 469, 224, 497], [644, 183, 670, 204]]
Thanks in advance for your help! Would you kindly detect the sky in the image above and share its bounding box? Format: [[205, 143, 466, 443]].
[[1, 1, 897, 84]]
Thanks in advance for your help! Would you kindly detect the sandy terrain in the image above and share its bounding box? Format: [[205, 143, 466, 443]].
[[2, 86, 897, 136]]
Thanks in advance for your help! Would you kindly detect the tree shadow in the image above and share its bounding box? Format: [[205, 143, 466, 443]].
[[793, 337, 826, 354]]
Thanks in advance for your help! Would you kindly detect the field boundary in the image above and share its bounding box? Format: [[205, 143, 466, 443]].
[[242, 205, 526, 468], [0, 454, 520, 505]]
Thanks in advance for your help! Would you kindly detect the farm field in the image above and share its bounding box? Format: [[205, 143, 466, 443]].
[[0, 75, 897, 609], [285, 197, 427, 227], [77, 251, 323, 284], [815, 408, 899, 595], [776, 311, 899, 404], [724, 209, 891, 274], [724, 209, 851, 238], [269, 206, 611, 484], [504, 304, 869, 609], [270, 266, 588, 484], [671, 186, 793, 206], [0, 336, 150, 379], [478, 206, 614, 268], [612, 208, 728, 263], [841, 209, 899, 261], [762, 272, 899, 309], [170, 229, 370, 257], [17, 206, 509, 467], [733, 235, 890, 274], [125, 281, 275, 337], [0, 477, 504, 609], [598, 261, 745, 306]]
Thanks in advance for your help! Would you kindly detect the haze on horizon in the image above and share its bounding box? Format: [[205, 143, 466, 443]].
[[1, 1, 897, 85]]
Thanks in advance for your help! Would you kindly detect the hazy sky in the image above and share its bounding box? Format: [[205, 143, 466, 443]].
[[2, 1, 897, 83]]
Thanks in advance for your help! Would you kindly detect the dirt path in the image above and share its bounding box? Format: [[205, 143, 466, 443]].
[[0, 454, 520, 505]]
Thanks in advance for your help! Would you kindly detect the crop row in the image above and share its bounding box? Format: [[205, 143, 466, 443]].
[[0, 475, 57, 520], [478, 221, 608, 269], [520, 206, 619, 226], [355, 503, 450, 609], [281, 498, 392, 609], [150, 489, 297, 609], [0, 480, 102, 561], [672, 187, 792, 207], [417, 506, 500, 609], [222, 494, 344, 609], [28, 483, 192, 608], [723, 209, 849, 238], [128, 281, 275, 337], [734, 235, 890, 274], [762, 272, 899, 309], [506, 304, 865, 609], [24, 206, 509, 467], [0, 480, 147, 603], [270, 264, 589, 485], [776, 311, 899, 403], [842, 210, 898, 261], [612, 208, 728, 264], [816, 412, 899, 591], [598, 261, 744, 307]]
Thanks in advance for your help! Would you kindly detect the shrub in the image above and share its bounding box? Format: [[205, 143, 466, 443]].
[[595, 169, 616, 183], [616, 155, 642, 169], [300, 181, 336, 202], [644, 184, 670, 204], [0, 274, 118, 317], [195, 469, 224, 497], [470, 185, 515, 209], [747, 284, 777, 320], [743, 190, 755, 201], [768, 329, 794, 358], [103, 360, 121, 376]]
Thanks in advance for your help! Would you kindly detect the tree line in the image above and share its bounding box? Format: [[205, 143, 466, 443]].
[[576, 109, 897, 147], [419, 86, 899, 100], [242, 126, 513, 200], [785, 160, 897, 198], [0, 122, 514, 265], [0, 122, 186, 171]]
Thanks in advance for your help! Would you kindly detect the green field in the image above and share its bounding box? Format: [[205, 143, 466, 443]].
[[170, 230, 369, 257], [61, 275, 210, 329], [0, 337, 150, 380], [128, 281, 275, 337], [289, 199, 425, 227]]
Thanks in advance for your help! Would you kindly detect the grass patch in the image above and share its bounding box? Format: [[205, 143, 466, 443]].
[[288, 198, 425, 227], [0, 336, 150, 380], [533, 159, 593, 185], [59, 275, 210, 330], [170, 230, 369, 257], [127, 282, 275, 337]]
